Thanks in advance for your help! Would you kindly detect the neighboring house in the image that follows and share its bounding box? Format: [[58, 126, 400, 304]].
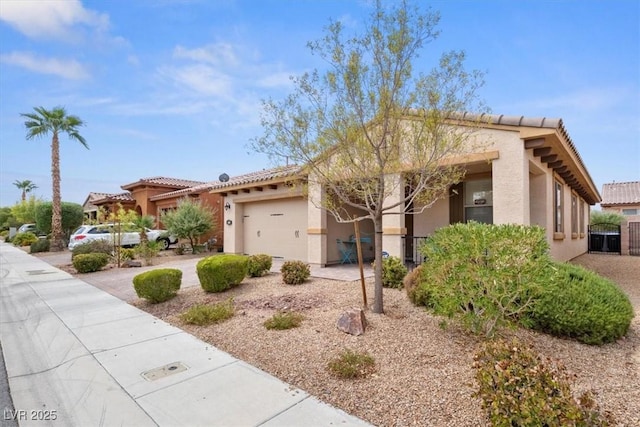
[[212, 113, 601, 265], [600, 181, 640, 222], [85, 177, 224, 247]]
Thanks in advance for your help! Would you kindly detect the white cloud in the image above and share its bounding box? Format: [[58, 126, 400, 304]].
[[0, 0, 109, 41], [173, 43, 239, 67], [0, 51, 90, 80], [159, 64, 232, 97], [256, 72, 294, 89]]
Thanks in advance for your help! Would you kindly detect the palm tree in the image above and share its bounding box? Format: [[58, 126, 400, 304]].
[[22, 106, 88, 251], [13, 180, 38, 201]]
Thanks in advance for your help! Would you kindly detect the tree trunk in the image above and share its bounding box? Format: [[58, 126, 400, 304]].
[[372, 215, 384, 314], [50, 132, 64, 251]]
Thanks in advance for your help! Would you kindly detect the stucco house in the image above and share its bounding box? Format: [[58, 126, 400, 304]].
[[84, 177, 224, 246], [212, 113, 601, 265], [600, 181, 640, 222]]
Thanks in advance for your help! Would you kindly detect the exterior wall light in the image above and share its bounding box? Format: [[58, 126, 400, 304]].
[[226, 219, 233, 226], [224, 202, 231, 211]]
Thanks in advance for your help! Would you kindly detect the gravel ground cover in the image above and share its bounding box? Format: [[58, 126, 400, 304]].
[[129, 253, 639, 426]]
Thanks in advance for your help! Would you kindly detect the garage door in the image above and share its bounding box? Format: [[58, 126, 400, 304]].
[[243, 198, 308, 260]]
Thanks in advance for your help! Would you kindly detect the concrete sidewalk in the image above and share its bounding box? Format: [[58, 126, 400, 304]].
[[0, 243, 371, 427]]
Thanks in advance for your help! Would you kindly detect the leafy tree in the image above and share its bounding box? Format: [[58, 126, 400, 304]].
[[132, 214, 155, 245], [22, 106, 88, 251], [11, 196, 43, 224], [34, 201, 84, 241], [252, 0, 486, 313], [0, 207, 19, 231], [161, 198, 215, 252], [13, 180, 38, 201], [590, 210, 624, 225], [106, 204, 139, 267]]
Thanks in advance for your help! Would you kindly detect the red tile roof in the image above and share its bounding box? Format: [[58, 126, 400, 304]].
[[209, 165, 303, 190], [92, 192, 135, 204], [149, 182, 219, 201], [601, 181, 640, 205], [121, 176, 205, 190]]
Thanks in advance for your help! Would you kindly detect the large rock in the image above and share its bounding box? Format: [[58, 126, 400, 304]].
[[336, 308, 367, 336]]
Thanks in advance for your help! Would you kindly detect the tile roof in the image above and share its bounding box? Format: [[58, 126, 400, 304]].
[[92, 192, 135, 204], [149, 181, 219, 201], [208, 165, 303, 190], [121, 176, 206, 190], [601, 181, 640, 205]]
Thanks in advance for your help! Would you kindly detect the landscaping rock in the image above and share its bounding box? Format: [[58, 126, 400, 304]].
[[336, 308, 367, 336], [125, 260, 143, 268]]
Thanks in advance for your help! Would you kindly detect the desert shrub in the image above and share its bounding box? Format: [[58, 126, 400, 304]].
[[414, 223, 551, 337], [135, 240, 160, 266], [281, 260, 310, 285], [120, 247, 136, 262], [71, 239, 113, 259], [263, 311, 304, 330], [374, 255, 407, 288], [473, 339, 613, 426], [531, 262, 634, 345], [327, 349, 376, 379], [30, 238, 50, 253], [0, 230, 8, 239], [72, 253, 110, 273], [132, 268, 182, 303], [247, 254, 273, 277], [180, 299, 234, 326], [196, 254, 248, 292], [403, 265, 424, 302], [12, 232, 38, 247]]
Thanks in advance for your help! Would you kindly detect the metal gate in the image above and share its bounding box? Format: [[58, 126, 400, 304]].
[[630, 222, 640, 256], [588, 223, 621, 255]]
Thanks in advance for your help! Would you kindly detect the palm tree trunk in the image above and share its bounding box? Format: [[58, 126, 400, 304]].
[[51, 132, 64, 251]]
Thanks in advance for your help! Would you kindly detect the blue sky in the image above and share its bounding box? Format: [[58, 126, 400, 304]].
[[1, 0, 638, 208]]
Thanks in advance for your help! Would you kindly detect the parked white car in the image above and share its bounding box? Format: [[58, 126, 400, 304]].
[[68, 223, 178, 251]]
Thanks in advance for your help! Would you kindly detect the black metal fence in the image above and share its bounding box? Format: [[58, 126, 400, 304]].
[[401, 235, 430, 267], [588, 223, 621, 255], [630, 222, 640, 256]]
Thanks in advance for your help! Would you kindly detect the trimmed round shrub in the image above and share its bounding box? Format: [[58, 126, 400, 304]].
[[281, 260, 310, 285], [12, 232, 38, 247], [72, 239, 113, 259], [247, 254, 273, 277], [374, 255, 407, 289], [197, 254, 248, 292], [73, 253, 110, 273], [133, 268, 182, 303], [30, 238, 50, 253], [531, 262, 634, 345]]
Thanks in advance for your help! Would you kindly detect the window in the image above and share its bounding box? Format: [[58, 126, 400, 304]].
[[464, 179, 493, 224], [571, 194, 578, 236], [622, 208, 639, 215], [579, 200, 585, 235], [554, 180, 563, 233]]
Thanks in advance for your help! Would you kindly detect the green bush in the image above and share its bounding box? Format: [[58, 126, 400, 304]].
[[531, 263, 634, 345], [30, 238, 50, 253], [120, 247, 136, 262], [180, 299, 234, 326], [264, 311, 304, 330], [0, 230, 8, 239], [413, 223, 551, 337], [247, 254, 273, 277], [327, 349, 376, 379], [280, 260, 311, 285], [72, 253, 110, 273], [135, 241, 160, 266], [473, 339, 613, 426], [196, 254, 248, 292], [403, 265, 424, 302], [373, 256, 407, 288], [133, 268, 182, 303], [72, 239, 113, 259], [12, 232, 38, 247]]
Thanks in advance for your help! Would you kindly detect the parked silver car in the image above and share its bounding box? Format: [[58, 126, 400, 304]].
[[68, 223, 177, 250]]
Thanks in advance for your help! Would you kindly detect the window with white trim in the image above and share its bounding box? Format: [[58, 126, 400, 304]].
[[554, 180, 563, 233], [464, 178, 493, 224]]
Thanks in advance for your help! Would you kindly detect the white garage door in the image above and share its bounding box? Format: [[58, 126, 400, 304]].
[[243, 198, 308, 260]]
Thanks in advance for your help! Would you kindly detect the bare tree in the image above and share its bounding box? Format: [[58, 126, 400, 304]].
[[252, 0, 487, 313]]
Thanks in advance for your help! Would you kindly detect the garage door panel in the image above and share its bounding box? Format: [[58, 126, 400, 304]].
[[243, 199, 307, 260]]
